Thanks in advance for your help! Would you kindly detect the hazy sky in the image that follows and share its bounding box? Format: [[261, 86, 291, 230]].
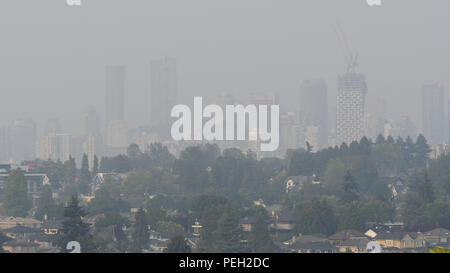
[[0, 0, 449, 135]]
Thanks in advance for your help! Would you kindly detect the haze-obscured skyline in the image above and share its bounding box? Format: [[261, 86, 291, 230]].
[[0, 0, 449, 136]]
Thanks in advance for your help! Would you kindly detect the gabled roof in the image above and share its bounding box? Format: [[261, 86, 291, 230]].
[[404, 232, 423, 240], [329, 230, 366, 241]]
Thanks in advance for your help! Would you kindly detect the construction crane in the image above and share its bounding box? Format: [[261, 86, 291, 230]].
[[334, 22, 359, 73]]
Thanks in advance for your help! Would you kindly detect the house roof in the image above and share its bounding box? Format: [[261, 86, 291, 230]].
[[290, 241, 337, 251], [42, 220, 62, 229], [239, 216, 257, 225], [28, 233, 61, 243], [1, 225, 41, 234], [424, 228, 450, 237], [404, 232, 423, 240], [337, 238, 370, 248], [277, 211, 296, 223], [375, 232, 405, 240], [2, 240, 39, 247], [329, 230, 366, 241]]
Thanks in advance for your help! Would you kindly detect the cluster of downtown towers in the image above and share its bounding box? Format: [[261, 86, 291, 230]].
[[0, 58, 449, 164]]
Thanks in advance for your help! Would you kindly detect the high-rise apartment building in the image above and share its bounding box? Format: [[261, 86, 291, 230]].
[[336, 73, 368, 146], [85, 106, 101, 137], [9, 119, 37, 163]]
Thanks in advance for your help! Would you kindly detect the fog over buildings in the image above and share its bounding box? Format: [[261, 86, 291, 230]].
[[0, 0, 450, 162]]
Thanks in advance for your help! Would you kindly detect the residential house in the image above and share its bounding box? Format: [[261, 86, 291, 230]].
[[401, 233, 426, 249], [2, 240, 39, 253], [42, 220, 62, 235], [269, 210, 296, 232], [288, 241, 338, 253], [423, 228, 450, 246], [375, 232, 404, 249], [0, 217, 41, 229], [1, 225, 41, 241], [337, 238, 370, 253], [240, 216, 257, 232], [328, 229, 367, 244]]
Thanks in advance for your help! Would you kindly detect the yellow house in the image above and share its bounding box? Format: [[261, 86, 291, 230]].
[[375, 232, 404, 249]]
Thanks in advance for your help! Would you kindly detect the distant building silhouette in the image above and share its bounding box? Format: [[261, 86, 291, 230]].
[[299, 79, 328, 149], [150, 58, 178, 135], [422, 83, 445, 144]]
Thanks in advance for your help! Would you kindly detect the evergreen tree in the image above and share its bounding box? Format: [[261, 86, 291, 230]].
[[249, 215, 274, 253], [80, 154, 91, 194], [342, 170, 359, 203], [64, 156, 77, 185], [414, 134, 431, 167], [59, 195, 96, 253], [2, 169, 30, 217], [35, 184, 58, 220], [405, 136, 416, 167], [338, 202, 365, 231], [92, 155, 99, 175], [132, 208, 149, 252], [165, 234, 192, 253], [214, 205, 242, 253], [294, 198, 337, 236], [375, 134, 386, 144], [413, 170, 435, 204]]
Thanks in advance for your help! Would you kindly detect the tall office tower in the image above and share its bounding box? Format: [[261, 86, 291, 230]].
[[280, 112, 301, 152], [85, 106, 101, 137], [83, 135, 103, 169], [422, 83, 445, 145], [9, 119, 37, 163], [44, 118, 62, 136], [36, 134, 71, 162], [105, 65, 125, 124], [336, 73, 368, 146], [0, 127, 8, 161], [299, 79, 328, 149], [106, 120, 128, 149], [150, 58, 178, 134]]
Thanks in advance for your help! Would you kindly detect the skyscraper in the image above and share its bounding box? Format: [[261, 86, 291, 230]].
[[105, 65, 125, 124], [150, 58, 178, 134], [85, 106, 101, 137], [336, 73, 368, 146], [422, 83, 445, 144], [44, 118, 62, 136], [299, 79, 328, 149], [9, 119, 37, 163], [36, 134, 71, 162]]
